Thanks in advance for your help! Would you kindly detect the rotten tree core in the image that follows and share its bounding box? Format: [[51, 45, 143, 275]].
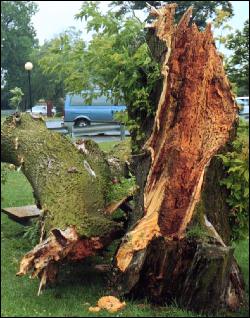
[[116, 4, 237, 273]]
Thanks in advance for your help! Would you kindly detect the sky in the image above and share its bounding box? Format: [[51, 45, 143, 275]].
[[32, 1, 249, 49]]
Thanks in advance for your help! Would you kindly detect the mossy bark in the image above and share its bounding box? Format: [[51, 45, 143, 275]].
[[1, 113, 128, 291], [1, 113, 120, 238]]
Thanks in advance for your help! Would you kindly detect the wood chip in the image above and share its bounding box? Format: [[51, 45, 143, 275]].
[[97, 296, 126, 313], [88, 306, 101, 312], [2, 205, 41, 219]]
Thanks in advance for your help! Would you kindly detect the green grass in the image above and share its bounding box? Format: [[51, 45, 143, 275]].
[[234, 239, 249, 295], [1, 166, 198, 317], [99, 140, 121, 153], [1, 115, 7, 124], [1, 165, 249, 317]]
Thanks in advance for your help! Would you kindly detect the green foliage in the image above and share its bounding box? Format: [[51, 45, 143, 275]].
[[9, 87, 24, 111], [37, 2, 161, 152], [225, 20, 249, 96], [76, 2, 161, 151], [38, 1, 235, 153], [212, 8, 233, 50], [27, 46, 65, 107], [114, 109, 129, 124], [107, 175, 136, 203], [1, 163, 9, 200], [1, 164, 8, 186], [1, 1, 38, 109], [217, 122, 249, 241], [37, 27, 84, 96], [23, 220, 40, 245], [186, 224, 207, 239], [110, 1, 233, 28]]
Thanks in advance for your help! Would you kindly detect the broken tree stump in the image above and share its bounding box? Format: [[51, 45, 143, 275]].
[[111, 4, 245, 314]]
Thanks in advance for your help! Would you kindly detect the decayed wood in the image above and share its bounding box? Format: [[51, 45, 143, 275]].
[[17, 225, 124, 295], [89, 296, 126, 313], [115, 1, 236, 274], [112, 4, 244, 313]]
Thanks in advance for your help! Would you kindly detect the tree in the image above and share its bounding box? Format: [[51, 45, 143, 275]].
[[110, 1, 233, 28], [27, 27, 88, 113], [211, 8, 233, 50], [41, 2, 161, 152], [225, 20, 249, 96], [1, 4, 245, 314], [9, 87, 24, 111], [36, 27, 85, 96], [1, 1, 38, 109], [27, 46, 65, 113]]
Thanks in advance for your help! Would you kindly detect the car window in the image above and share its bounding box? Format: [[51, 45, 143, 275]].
[[92, 95, 113, 106], [236, 98, 249, 105], [237, 101, 244, 105], [70, 95, 113, 106], [33, 106, 46, 110], [70, 95, 88, 106]]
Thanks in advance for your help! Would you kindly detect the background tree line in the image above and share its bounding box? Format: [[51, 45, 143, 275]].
[[1, 1, 249, 112]]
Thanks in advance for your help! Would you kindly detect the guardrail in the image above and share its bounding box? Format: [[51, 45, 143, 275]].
[[46, 121, 129, 140], [1, 110, 15, 116]]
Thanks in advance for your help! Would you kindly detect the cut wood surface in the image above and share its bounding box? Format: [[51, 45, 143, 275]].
[[2, 205, 41, 219]]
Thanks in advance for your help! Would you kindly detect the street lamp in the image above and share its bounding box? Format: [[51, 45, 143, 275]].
[[24, 61, 33, 111]]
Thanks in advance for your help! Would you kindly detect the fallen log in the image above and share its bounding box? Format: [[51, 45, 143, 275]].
[[1, 113, 130, 292]]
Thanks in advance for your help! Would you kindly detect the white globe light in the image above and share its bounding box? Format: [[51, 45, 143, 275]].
[[24, 62, 33, 71]]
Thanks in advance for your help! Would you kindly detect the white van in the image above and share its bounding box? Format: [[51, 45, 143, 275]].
[[236, 97, 249, 119], [26, 105, 56, 116]]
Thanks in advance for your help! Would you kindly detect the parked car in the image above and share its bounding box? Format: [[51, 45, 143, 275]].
[[26, 104, 56, 116], [63, 91, 127, 131], [236, 97, 249, 119]]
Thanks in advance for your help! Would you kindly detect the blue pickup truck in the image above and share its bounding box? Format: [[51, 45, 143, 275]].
[[63, 92, 127, 131]]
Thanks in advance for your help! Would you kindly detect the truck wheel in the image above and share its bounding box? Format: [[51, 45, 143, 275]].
[[74, 118, 90, 128]]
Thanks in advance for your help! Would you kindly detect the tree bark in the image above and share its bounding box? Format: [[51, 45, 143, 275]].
[[111, 4, 245, 314], [1, 113, 130, 292]]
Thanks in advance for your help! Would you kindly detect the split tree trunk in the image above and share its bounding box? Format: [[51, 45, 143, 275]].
[[111, 4, 245, 314], [0, 3, 245, 314]]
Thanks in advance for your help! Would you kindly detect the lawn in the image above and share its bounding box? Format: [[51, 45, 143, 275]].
[[1, 139, 249, 317]]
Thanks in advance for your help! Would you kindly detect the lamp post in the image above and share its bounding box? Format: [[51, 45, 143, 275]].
[[24, 61, 33, 111]]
